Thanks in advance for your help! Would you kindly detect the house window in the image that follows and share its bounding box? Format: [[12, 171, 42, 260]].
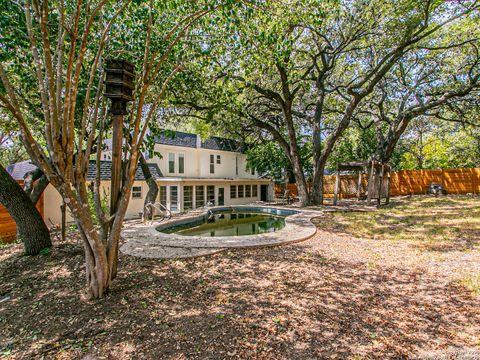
[[207, 185, 215, 205], [195, 185, 205, 208], [252, 185, 258, 197], [230, 185, 236, 199], [216, 155, 221, 164], [159, 186, 167, 207], [246, 185, 251, 197], [210, 154, 215, 174], [183, 186, 193, 210], [251, 167, 255, 175], [178, 154, 185, 174], [235, 157, 238, 176], [132, 186, 142, 199], [170, 186, 178, 211], [168, 153, 175, 173], [238, 185, 244, 198]]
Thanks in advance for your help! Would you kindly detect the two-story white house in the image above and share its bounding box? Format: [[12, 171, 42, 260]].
[[6, 130, 273, 226], [139, 130, 273, 213]]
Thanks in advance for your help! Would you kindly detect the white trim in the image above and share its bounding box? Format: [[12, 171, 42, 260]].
[[156, 177, 271, 183]]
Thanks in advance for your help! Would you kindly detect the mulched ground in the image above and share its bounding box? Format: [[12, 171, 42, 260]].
[[1, 202, 479, 359]]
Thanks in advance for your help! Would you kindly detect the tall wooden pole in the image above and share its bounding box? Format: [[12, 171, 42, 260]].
[[110, 113, 123, 215], [104, 59, 134, 217]]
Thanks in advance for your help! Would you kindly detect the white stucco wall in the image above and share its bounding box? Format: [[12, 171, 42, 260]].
[[150, 144, 259, 180], [42, 180, 151, 225], [43, 184, 73, 225]]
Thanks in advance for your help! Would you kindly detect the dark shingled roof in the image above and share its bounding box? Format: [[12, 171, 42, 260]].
[[6, 160, 38, 180], [154, 129, 244, 153], [86, 161, 163, 181], [201, 136, 243, 152], [7, 160, 163, 182], [154, 130, 197, 148]]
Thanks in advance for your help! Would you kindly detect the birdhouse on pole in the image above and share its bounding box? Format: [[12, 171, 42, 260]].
[[104, 59, 135, 216], [105, 59, 135, 114]]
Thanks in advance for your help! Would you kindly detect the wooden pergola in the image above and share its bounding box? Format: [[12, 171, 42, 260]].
[[333, 160, 391, 206]]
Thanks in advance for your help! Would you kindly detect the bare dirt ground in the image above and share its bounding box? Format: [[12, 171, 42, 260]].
[[1, 196, 479, 359]]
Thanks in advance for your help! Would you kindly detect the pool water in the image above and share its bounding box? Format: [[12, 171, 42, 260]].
[[162, 212, 286, 237]]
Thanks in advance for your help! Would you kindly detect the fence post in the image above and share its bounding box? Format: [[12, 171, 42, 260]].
[[333, 170, 341, 206], [367, 161, 375, 205]]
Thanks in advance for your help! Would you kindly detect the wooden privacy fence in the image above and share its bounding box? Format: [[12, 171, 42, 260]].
[[389, 168, 480, 196], [275, 167, 480, 198], [0, 180, 44, 243]]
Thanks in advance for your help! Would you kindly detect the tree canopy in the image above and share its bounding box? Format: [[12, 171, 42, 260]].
[[171, 0, 480, 205]]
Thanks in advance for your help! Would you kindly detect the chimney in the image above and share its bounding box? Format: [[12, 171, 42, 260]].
[[196, 134, 201, 148]]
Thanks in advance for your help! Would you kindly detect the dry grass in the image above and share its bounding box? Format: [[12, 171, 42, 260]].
[[317, 195, 480, 252], [462, 273, 480, 296]]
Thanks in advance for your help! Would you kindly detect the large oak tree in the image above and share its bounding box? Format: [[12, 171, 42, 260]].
[[177, 0, 479, 206]]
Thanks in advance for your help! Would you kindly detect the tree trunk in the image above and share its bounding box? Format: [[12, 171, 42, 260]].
[[139, 153, 158, 220], [30, 175, 49, 204], [18, 168, 50, 242], [287, 145, 310, 206], [295, 177, 310, 207], [63, 190, 112, 298], [24, 167, 49, 205], [310, 160, 326, 205], [0, 164, 51, 255], [310, 92, 325, 206], [283, 105, 311, 206]]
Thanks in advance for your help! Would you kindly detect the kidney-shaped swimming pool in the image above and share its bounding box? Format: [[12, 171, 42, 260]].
[[157, 207, 299, 237]]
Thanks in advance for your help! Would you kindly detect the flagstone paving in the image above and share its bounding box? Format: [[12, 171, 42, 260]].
[[120, 205, 325, 259]]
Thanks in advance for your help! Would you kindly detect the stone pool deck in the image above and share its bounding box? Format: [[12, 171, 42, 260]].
[[120, 205, 324, 259]]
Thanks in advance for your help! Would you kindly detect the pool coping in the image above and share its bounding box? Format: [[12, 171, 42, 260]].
[[120, 205, 322, 259]]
